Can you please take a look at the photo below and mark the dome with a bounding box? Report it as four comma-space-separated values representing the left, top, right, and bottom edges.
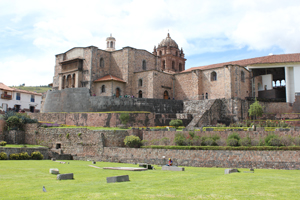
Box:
158, 33, 178, 48
106, 34, 116, 41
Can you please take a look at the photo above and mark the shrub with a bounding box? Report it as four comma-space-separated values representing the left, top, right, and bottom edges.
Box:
281, 136, 293, 146
169, 119, 183, 129
174, 133, 186, 146
216, 138, 226, 146
9, 153, 20, 160
160, 137, 170, 146
204, 138, 214, 146
269, 138, 282, 147
150, 139, 160, 145
0, 141, 7, 146
124, 135, 142, 148
18, 152, 30, 160
248, 98, 263, 120
31, 151, 44, 160
227, 132, 241, 141
0, 152, 7, 160
240, 137, 251, 146
294, 137, 300, 146
78, 133, 82, 137
6, 116, 22, 129
188, 131, 195, 139
265, 134, 278, 146
192, 136, 202, 146
227, 138, 239, 146
66, 133, 70, 139
250, 139, 260, 146
119, 113, 130, 125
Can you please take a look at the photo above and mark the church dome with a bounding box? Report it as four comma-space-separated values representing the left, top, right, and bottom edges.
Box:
158, 33, 178, 48
106, 34, 115, 41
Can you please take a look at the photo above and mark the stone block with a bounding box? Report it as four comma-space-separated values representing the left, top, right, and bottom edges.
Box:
57, 173, 74, 180
206, 128, 214, 131
162, 166, 185, 171
224, 169, 238, 174
51, 158, 56, 161
107, 175, 129, 183
169, 128, 176, 131
49, 168, 59, 174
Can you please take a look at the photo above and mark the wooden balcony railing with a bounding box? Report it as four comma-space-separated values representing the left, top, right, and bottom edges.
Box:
1, 94, 12, 100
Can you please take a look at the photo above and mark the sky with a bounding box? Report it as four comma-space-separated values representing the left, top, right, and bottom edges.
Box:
1, 0, 300, 86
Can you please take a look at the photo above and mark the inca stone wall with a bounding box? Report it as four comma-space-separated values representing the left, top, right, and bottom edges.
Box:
43, 87, 183, 113
0, 147, 49, 160
0, 119, 5, 140
101, 147, 300, 170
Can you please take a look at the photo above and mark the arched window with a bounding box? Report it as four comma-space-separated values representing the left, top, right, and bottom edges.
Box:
101, 85, 105, 93
276, 80, 280, 87
205, 93, 208, 99
72, 74, 76, 88
138, 79, 143, 86
116, 88, 120, 97
241, 71, 245, 82
162, 60, 166, 70
100, 58, 104, 68
211, 71, 217, 81
172, 61, 175, 70
281, 80, 286, 86
138, 90, 142, 98
110, 41, 113, 48
179, 63, 182, 71
67, 75, 72, 88
164, 91, 169, 99
159, 51, 162, 56
142, 60, 146, 70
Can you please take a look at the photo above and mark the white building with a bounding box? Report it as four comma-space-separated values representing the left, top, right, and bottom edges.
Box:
0, 83, 42, 112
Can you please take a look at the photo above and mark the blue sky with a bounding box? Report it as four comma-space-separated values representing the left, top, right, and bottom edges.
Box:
1, 0, 300, 86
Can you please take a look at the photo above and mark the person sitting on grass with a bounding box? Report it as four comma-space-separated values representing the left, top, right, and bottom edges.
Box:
167, 158, 173, 166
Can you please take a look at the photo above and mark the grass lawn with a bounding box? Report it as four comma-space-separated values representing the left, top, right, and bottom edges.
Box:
0, 161, 299, 199
3, 144, 47, 148
11, 86, 51, 94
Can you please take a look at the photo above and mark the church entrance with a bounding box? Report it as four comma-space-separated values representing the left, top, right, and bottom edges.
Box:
164, 91, 169, 99
116, 88, 120, 97
138, 90, 142, 98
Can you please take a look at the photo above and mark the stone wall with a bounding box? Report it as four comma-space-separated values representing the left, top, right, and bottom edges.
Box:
43, 87, 183, 113
4, 130, 25, 144
28, 113, 191, 127
101, 147, 300, 170
0, 147, 49, 160
0, 119, 5, 140
143, 130, 300, 146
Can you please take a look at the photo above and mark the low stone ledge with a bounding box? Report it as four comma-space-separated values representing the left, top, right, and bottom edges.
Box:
162, 166, 185, 171
57, 173, 73, 180
224, 169, 238, 174
107, 175, 129, 183
49, 168, 59, 174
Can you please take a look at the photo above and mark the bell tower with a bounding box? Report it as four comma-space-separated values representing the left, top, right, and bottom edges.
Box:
106, 34, 116, 51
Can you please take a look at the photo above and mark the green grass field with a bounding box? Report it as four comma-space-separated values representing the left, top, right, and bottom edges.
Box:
11, 86, 51, 94
0, 160, 299, 199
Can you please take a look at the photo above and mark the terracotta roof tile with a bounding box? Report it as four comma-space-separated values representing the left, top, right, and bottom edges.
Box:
94, 75, 126, 83
12, 88, 42, 96
183, 53, 300, 72
0, 82, 14, 91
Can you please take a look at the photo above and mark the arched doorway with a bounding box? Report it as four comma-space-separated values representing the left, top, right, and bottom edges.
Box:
116, 88, 120, 97
164, 91, 169, 99
138, 90, 142, 98
67, 75, 71, 88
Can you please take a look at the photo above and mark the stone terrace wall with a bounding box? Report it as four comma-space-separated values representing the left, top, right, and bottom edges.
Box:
0, 147, 49, 160
102, 147, 300, 170
28, 113, 190, 127
43, 87, 183, 113
0, 119, 5, 141
143, 130, 300, 145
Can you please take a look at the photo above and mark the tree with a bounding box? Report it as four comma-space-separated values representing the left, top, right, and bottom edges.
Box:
169, 119, 183, 129
248, 98, 263, 120
119, 113, 130, 125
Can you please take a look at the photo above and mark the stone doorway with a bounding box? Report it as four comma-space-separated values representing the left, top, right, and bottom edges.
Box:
164, 91, 169, 99
116, 88, 120, 97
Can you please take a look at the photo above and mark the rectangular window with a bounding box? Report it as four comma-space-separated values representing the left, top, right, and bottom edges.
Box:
30, 95, 35, 102
16, 93, 21, 100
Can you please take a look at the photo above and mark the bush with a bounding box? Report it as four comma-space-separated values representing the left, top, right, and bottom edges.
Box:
265, 134, 278, 146
269, 138, 282, 147
169, 119, 183, 129
294, 137, 300, 146
216, 138, 226, 146
160, 137, 170, 146
281, 136, 293, 146
78, 133, 82, 137
31, 151, 44, 160
188, 131, 195, 138
192, 136, 202, 146
0, 141, 7, 146
18, 152, 30, 160
124, 135, 142, 148
204, 138, 214, 146
240, 137, 251, 146
227, 132, 241, 141
150, 139, 160, 145
250, 139, 260, 146
119, 113, 130, 125
6, 116, 22, 130
227, 138, 239, 146
174, 133, 186, 146
0, 152, 7, 160
66, 133, 70, 139
9, 153, 20, 160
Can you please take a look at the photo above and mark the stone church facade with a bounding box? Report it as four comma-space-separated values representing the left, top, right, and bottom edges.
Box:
52, 33, 300, 103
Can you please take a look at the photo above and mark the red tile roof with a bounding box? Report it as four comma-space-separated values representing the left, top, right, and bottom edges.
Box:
12, 88, 42, 96
0, 82, 14, 91
94, 75, 126, 83
183, 53, 300, 72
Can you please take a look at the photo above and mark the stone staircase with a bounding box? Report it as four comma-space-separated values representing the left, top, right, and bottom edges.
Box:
184, 99, 217, 130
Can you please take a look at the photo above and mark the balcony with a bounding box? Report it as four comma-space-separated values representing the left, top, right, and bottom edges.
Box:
1, 94, 12, 100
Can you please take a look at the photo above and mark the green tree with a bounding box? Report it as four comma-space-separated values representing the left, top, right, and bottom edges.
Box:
248, 98, 263, 120
119, 113, 130, 125
169, 119, 183, 129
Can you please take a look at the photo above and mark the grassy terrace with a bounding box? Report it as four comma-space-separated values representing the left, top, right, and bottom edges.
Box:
1, 144, 46, 148
11, 86, 51, 94
0, 160, 299, 199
